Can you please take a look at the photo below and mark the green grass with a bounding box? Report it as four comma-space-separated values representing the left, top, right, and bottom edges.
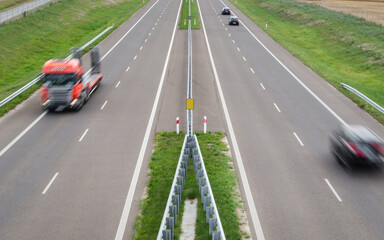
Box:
134, 132, 244, 239
229, 0, 384, 124
0, 0, 34, 11
0, 0, 147, 115
179, 0, 200, 29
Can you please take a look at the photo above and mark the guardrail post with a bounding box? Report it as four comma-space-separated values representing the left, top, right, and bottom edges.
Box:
181, 161, 188, 171
198, 177, 206, 192
166, 217, 175, 238
179, 168, 186, 180
174, 184, 182, 195
192, 148, 198, 156
184, 147, 191, 156
177, 176, 184, 191
193, 154, 200, 163
209, 217, 217, 235
206, 206, 214, 223
172, 195, 180, 215
169, 205, 178, 224
162, 229, 171, 240
203, 195, 211, 211
213, 230, 222, 240
201, 185, 208, 198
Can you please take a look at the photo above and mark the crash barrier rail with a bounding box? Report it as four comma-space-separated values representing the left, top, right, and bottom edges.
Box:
156, 134, 191, 239
0, 25, 114, 109
192, 135, 225, 240
157, 135, 225, 239
341, 83, 384, 115
0, 0, 58, 25
187, 0, 193, 136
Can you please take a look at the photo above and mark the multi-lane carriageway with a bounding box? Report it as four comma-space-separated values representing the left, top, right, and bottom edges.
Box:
1, 0, 384, 238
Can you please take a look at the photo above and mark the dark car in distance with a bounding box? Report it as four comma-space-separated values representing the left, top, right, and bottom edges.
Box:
229, 16, 239, 25
222, 7, 230, 15
330, 125, 384, 168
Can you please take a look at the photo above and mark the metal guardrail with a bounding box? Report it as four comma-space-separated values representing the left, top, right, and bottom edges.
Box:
0, 25, 114, 109
157, 135, 225, 240
0, 0, 58, 25
341, 83, 384, 114
192, 135, 225, 239
156, 134, 192, 239
187, 0, 193, 137
158, 0, 224, 238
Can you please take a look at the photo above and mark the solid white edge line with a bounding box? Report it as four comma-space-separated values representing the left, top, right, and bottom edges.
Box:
293, 132, 304, 146
101, 100, 108, 110
274, 103, 281, 113
101, 0, 161, 61
78, 128, 89, 142
260, 83, 265, 90
116, 81, 121, 88
42, 172, 59, 195
197, 0, 265, 239
219, 0, 347, 126
0, 110, 48, 158
325, 179, 343, 202
114, 0, 183, 238
126, 66, 131, 72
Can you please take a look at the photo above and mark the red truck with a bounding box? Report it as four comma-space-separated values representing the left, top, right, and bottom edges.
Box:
41, 47, 102, 111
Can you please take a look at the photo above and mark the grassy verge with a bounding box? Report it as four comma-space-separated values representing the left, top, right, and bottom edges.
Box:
0, 0, 147, 116
0, 0, 34, 11
134, 132, 244, 239
229, 0, 384, 124
179, 0, 200, 29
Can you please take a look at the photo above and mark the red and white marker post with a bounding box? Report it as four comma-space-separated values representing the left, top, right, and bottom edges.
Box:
176, 117, 180, 134
204, 116, 207, 133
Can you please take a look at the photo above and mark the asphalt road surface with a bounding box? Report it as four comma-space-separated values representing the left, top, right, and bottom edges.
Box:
1, 0, 384, 239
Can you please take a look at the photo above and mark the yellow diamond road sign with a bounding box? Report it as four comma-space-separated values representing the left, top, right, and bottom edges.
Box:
186, 99, 194, 110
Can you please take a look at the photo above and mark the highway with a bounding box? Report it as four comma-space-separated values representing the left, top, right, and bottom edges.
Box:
0, 0, 384, 239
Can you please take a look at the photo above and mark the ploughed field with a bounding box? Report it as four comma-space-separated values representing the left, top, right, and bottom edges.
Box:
304, 0, 384, 25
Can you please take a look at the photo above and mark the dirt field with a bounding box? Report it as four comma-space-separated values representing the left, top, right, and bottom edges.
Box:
303, 0, 384, 25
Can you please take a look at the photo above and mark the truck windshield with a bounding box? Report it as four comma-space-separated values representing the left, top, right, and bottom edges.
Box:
44, 74, 76, 86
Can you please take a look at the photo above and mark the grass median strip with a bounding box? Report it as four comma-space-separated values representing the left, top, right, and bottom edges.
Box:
229, 0, 384, 124
134, 132, 245, 239
179, 0, 200, 29
0, 0, 147, 116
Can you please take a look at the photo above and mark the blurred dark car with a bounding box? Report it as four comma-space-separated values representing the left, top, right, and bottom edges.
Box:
229, 16, 239, 25
222, 7, 231, 15
330, 125, 384, 168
